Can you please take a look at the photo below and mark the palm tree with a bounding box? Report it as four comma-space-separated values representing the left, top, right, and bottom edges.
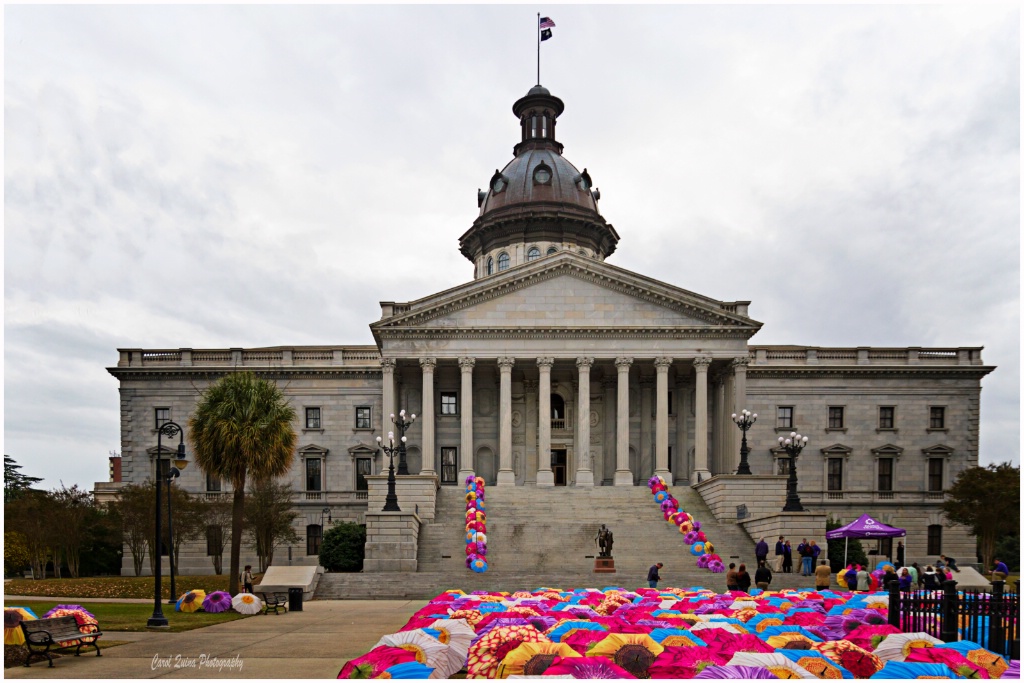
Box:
188, 372, 296, 594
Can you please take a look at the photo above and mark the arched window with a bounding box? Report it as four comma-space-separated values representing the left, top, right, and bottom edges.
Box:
527, 247, 541, 262
578, 249, 588, 257
307, 524, 322, 556
546, 247, 558, 255
486, 257, 494, 275
551, 394, 565, 420
498, 252, 510, 271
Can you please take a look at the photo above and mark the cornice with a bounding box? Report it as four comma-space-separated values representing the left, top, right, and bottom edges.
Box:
747, 366, 996, 379
375, 326, 759, 341
107, 366, 382, 381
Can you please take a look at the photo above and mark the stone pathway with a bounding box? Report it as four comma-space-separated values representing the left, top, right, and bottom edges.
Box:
4, 600, 421, 679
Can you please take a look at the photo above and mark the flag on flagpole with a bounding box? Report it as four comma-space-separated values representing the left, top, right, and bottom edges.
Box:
540, 28, 553, 41
539, 16, 556, 29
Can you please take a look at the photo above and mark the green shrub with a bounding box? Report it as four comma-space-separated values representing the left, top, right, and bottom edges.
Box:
319, 522, 366, 572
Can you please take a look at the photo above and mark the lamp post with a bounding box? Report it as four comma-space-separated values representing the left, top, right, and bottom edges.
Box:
732, 409, 757, 475
391, 410, 416, 475
376, 431, 404, 512
779, 432, 809, 512
148, 421, 188, 628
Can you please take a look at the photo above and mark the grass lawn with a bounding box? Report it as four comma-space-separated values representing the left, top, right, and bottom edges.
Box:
4, 600, 251, 633
5, 575, 233, 600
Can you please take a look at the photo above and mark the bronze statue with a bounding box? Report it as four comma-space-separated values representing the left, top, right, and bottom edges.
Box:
596, 524, 614, 558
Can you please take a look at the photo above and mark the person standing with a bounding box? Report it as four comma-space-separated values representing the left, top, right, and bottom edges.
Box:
798, 539, 811, 577
815, 559, 831, 591
736, 563, 752, 593
896, 541, 905, 569
755, 560, 773, 590
883, 565, 899, 589
844, 565, 858, 592
774, 536, 785, 572
810, 540, 821, 568
755, 538, 769, 566
782, 540, 793, 573
647, 562, 663, 589
907, 563, 919, 587
240, 565, 255, 594
922, 565, 940, 590
726, 563, 739, 592
899, 568, 913, 591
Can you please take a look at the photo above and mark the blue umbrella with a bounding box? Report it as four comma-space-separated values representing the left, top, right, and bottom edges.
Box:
382, 661, 435, 678
648, 628, 707, 647
776, 649, 854, 679
870, 661, 965, 679
547, 620, 607, 642
759, 625, 823, 642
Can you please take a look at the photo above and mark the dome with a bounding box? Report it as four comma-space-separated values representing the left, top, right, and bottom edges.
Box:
460, 86, 619, 276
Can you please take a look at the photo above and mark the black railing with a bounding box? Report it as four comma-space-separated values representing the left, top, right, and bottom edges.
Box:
887, 580, 1020, 659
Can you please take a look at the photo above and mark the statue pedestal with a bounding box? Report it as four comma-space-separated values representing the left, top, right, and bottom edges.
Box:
594, 557, 616, 573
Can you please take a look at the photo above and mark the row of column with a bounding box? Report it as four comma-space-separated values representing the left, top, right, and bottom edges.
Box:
380, 355, 750, 485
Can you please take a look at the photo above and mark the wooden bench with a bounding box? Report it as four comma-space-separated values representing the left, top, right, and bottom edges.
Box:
21, 615, 103, 668
258, 591, 289, 615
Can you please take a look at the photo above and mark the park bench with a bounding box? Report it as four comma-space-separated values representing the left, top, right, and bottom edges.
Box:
259, 591, 289, 615
21, 615, 103, 668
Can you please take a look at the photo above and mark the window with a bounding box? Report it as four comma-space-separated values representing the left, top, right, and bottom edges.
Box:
879, 537, 893, 559
355, 458, 372, 492
497, 252, 510, 271
533, 164, 552, 184
927, 525, 942, 555
878, 458, 893, 492
307, 524, 322, 556
206, 526, 222, 556
440, 392, 457, 415
441, 448, 457, 484
155, 407, 170, 429
305, 407, 321, 429
546, 247, 558, 255
551, 394, 565, 420
879, 406, 896, 429
828, 406, 845, 429
306, 458, 322, 492
206, 471, 221, 492
930, 406, 946, 429
355, 406, 371, 429
527, 247, 541, 262
827, 458, 843, 491
486, 257, 494, 275
776, 457, 790, 475
927, 458, 943, 492
777, 406, 794, 429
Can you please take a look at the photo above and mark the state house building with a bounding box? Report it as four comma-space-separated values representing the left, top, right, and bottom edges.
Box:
104, 85, 993, 575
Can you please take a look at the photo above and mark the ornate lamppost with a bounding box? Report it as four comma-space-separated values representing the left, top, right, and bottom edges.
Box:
376, 431, 404, 512
165, 457, 189, 604
779, 432, 809, 512
732, 409, 757, 475
391, 410, 416, 475
147, 421, 188, 628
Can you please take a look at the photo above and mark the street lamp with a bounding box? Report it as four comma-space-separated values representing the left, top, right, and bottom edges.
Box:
164, 453, 188, 605
147, 421, 188, 629
732, 409, 757, 475
391, 410, 416, 475
779, 432, 809, 512
376, 431, 404, 512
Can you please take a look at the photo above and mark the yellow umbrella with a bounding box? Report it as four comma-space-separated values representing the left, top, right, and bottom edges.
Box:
4, 608, 38, 646
176, 589, 207, 612
768, 633, 820, 649
588, 633, 665, 678
496, 641, 579, 678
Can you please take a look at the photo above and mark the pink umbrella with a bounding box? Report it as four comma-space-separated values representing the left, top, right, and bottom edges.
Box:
648, 646, 729, 678
906, 646, 990, 678
845, 623, 903, 651
338, 645, 417, 678
543, 655, 636, 678
562, 629, 609, 655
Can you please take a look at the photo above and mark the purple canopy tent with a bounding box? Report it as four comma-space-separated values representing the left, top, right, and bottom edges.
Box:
825, 514, 907, 569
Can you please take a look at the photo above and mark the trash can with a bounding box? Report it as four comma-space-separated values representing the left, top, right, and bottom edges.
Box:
288, 587, 303, 612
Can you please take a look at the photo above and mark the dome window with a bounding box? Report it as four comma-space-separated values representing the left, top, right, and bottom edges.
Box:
497, 252, 510, 271
486, 257, 494, 275
489, 170, 509, 194
578, 249, 588, 257
546, 247, 558, 256
574, 169, 592, 191
527, 247, 541, 262
533, 162, 552, 185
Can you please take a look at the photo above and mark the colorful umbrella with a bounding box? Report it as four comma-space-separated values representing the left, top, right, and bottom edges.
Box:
693, 664, 778, 679
382, 661, 435, 678
202, 590, 232, 613
42, 604, 95, 620
495, 641, 578, 678
37, 606, 100, 647
844, 623, 903, 652
546, 620, 606, 643
176, 589, 207, 612
936, 642, 1009, 678
232, 592, 263, 615
587, 633, 664, 678
561, 629, 609, 655
776, 649, 854, 679
427, 617, 474, 665
338, 645, 418, 678
813, 640, 884, 679
466, 624, 549, 679
374, 630, 450, 676
647, 628, 707, 648
999, 660, 1018, 679
870, 661, 966, 679
872, 631, 943, 662
648, 645, 728, 678
542, 655, 636, 679
726, 652, 818, 679
4, 607, 37, 646
906, 646, 990, 679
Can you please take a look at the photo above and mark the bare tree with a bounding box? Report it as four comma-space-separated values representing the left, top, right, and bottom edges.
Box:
204, 499, 232, 574
114, 482, 156, 577
51, 484, 92, 578
5, 490, 54, 578
244, 479, 299, 572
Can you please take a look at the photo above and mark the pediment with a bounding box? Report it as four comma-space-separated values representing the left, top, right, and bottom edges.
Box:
373, 253, 761, 337
820, 443, 853, 456
348, 444, 379, 458
871, 444, 904, 458
922, 444, 954, 457
299, 443, 329, 456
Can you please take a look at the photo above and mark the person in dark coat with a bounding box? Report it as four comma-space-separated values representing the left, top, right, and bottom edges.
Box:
883, 566, 899, 589
736, 563, 752, 593
755, 560, 773, 590
782, 541, 793, 573
922, 566, 941, 590
647, 562, 663, 588
896, 541, 905, 569
755, 538, 769, 566
726, 563, 739, 591
844, 565, 858, 592
774, 536, 785, 572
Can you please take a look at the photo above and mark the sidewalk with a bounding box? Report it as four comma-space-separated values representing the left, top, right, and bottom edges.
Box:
4, 600, 422, 679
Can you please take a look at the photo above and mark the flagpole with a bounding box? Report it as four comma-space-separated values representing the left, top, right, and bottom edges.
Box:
537, 12, 541, 85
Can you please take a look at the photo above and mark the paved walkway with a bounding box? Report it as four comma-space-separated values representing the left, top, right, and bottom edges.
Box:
5, 600, 421, 679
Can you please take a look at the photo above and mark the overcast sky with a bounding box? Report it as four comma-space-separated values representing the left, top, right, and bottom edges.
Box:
5, 5, 1019, 490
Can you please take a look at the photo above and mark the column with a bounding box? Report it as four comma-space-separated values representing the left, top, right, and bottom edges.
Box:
458, 357, 475, 481
614, 357, 633, 485
524, 380, 538, 485
640, 376, 653, 481
693, 356, 712, 482
496, 357, 516, 485
654, 357, 673, 483
380, 359, 396, 474
419, 358, 436, 476
714, 374, 726, 475
675, 376, 689, 484
536, 358, 554, 487
730, 355, 749, 474
602, 376, 617, 485
575, 357, 595, 486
